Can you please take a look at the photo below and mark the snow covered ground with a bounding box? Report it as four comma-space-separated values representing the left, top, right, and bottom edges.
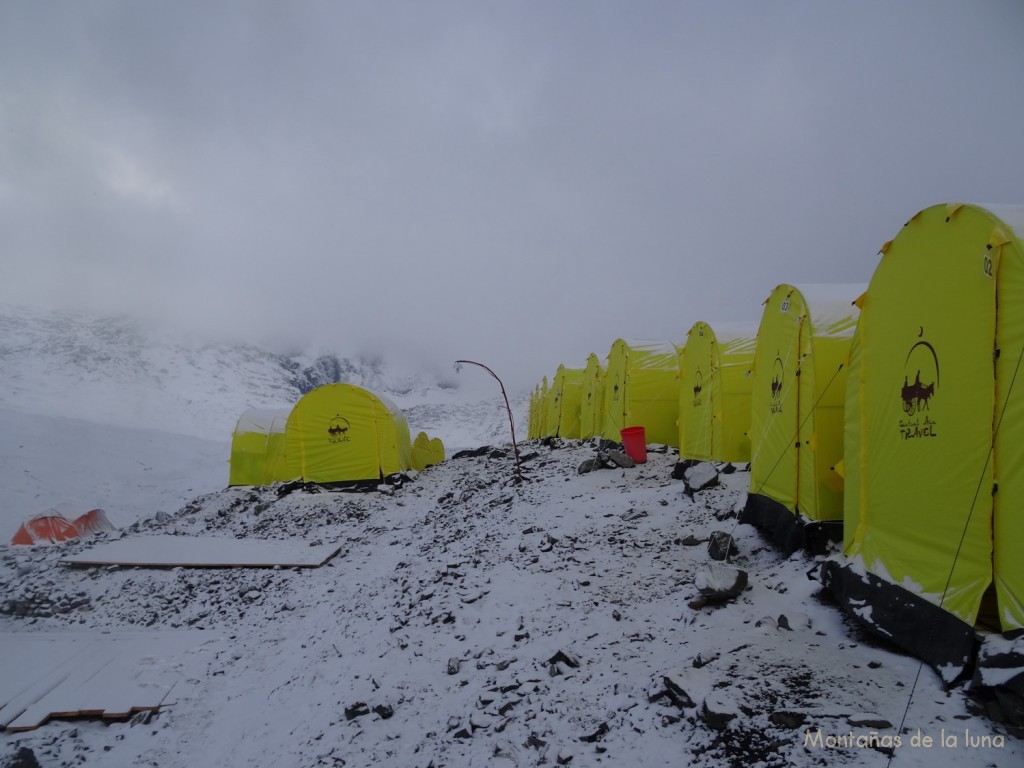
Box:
2, 440, 1018, 767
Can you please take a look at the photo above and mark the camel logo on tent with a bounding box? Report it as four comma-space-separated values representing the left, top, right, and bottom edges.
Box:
692, 370, 704, 407
899, 334, 939, 440
327, 414, 351, 444
770, 356, 784, 414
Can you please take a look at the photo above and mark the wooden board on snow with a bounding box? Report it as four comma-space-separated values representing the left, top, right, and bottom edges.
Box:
60, 534, 341, 568
0, 631, 212, 731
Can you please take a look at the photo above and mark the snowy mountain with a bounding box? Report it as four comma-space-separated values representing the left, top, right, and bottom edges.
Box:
0, 306, 524, 447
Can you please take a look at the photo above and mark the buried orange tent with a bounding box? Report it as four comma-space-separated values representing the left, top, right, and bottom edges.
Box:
11, 509, 115, 545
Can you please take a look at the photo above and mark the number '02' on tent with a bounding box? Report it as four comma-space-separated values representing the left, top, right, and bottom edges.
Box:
820, 202, 1024, 683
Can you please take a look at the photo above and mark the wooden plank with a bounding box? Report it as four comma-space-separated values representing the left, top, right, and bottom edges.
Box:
61, 534, 341, 568
1, 631, 212, 731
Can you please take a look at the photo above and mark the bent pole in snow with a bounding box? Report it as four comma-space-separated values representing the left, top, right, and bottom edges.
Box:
454, 360, 523, 483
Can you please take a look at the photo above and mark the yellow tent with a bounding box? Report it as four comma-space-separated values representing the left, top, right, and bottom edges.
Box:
228, 408, 290, 486
579, 353, 606, 440
411, 431, 432, 471
539, 376, 550, 437
742, 285, 863, 553
821, 203, 1024, 680
284, 383, 412, 483
429, 437, 445, 466
602, 339, 680, 447
679, 322, 757, 462
527, 387, 538, 439
546, 364, 584, 439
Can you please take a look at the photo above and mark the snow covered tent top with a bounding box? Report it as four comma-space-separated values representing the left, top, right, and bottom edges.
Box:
679, 322, 758, 462
741, 284, 864, 554
546, 364, 584, 439
229, 408, 290, 486
821, 203, 1024, 682
283, 383, 413, 484
579, 353, 606, 440
602, 339, 680, 447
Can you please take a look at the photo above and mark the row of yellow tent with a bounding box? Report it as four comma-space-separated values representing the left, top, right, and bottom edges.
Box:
228, 382, 444, 486
528, 202, 1024, 680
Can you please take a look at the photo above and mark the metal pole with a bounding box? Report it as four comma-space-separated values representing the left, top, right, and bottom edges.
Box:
455, 360, 523, 483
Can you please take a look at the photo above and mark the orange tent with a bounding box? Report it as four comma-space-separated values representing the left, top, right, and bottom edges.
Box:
11, 509, 115, 546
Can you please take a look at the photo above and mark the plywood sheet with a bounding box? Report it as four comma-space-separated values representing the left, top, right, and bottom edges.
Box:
61, 534, 341, 568
0, 631, 211, 731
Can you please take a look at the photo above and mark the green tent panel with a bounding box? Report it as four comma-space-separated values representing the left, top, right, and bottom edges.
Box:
546, 364, 584, 439
228, 408, 291, 486
742, 284, 863, 553
579, 353, 606, 440
821, 202, 1024, 680
284, 383, 412, 483
679, 323, 757, 462
602, 339, 680, 447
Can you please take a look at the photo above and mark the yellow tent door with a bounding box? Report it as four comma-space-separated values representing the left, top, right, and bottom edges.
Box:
285, 383, 412, 483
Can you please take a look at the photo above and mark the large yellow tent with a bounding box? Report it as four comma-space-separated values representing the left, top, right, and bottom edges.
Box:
742, 285, 863, 553
229, 408, 290, 486
602, 339, 680, 447
546, 364, 584, 439
283, 383, 413, 484
579, 353, 606, 440
821, 202, 1024, 680
679, 323, 757, 462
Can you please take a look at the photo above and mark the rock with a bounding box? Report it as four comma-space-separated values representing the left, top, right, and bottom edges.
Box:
373, 704, 394, 719
702, 695, 738, 730
577, 458, 601, 475
770, 711, 807, 728
683, 463, 720, 495
847, 713, 893, 729
672, 460, 699, 479
578, 722, 610, 743
621, 509, 648, 522
376, 484, 395, 496
548, 649, 581, 668
344, 702, 370, 721
605, 449, 635, 469
687, 596, 708, 610
694, 564, 748, 603
679, 534, 704, 546
2, 747, 41, 768
452, 446, 493, 459
707, 531, 737, 561
447, 657, 461, 675
662, 675, 697, 709
692, 652, 719, 669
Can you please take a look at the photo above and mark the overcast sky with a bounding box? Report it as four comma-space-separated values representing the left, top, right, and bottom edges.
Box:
2, 1, 1023, 392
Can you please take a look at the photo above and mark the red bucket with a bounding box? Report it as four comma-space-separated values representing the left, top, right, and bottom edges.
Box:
620, 426, 647, 464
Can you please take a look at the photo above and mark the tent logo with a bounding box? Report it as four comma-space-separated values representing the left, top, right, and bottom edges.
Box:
692, 370, 704, 407
769, 356, 784, 414
898, 333, 939, 440
327, 414, 351, 444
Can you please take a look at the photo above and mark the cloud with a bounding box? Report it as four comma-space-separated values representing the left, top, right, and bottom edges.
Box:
2, 1, 1023, 392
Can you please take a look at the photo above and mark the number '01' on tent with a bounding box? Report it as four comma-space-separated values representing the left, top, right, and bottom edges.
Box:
741, 284, 863, 554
